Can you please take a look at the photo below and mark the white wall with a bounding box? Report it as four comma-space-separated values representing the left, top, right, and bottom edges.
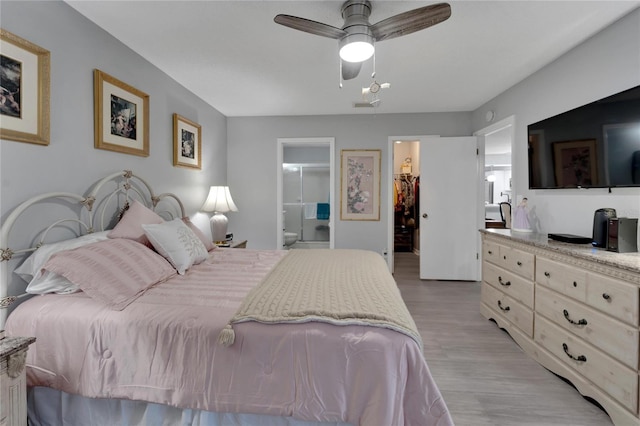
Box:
227, 113, 471, 251
471, 8, 640, 236
0, 1, 227, 238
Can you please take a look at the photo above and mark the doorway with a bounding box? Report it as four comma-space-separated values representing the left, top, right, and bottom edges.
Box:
475, 116, 515, 229
387, 136, 482, 281
276, 137, 335, 250
392, 140, 420, 256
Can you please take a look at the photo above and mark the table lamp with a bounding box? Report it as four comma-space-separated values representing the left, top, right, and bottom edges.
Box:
201, 186, 238, 244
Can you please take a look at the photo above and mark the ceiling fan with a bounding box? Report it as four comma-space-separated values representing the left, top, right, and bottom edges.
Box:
274, 1, 451, 81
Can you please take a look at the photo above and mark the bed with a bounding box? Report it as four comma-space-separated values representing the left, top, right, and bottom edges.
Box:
0, 171, 453, 426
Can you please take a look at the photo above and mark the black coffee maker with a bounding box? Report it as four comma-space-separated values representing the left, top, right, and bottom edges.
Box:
592, 208, 616, 247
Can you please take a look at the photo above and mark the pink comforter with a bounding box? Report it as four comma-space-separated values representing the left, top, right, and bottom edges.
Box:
6, 248, 452, 426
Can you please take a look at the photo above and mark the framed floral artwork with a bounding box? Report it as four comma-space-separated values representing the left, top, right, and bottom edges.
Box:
0, 29, 50, 145
340, 149, 381, 221
552, 139, 597, 187
173, 113, 201, 169
94, 69, 149, 156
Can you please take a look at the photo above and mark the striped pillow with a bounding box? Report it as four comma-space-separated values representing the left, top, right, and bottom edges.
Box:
43, 238, 176, 310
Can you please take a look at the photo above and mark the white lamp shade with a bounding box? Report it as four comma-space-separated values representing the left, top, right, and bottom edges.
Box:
201, 186, 238, 213
201, 186, 238, 244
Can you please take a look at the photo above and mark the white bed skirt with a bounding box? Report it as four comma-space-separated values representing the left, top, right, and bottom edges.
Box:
28, 387, 352, 426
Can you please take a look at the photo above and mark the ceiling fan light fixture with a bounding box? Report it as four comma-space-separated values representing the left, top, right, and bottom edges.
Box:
339, 34, 374, 63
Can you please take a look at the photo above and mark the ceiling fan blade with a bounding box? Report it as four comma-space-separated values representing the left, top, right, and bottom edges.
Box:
371, 3, 451, 42
342, 60, 362, 80
274, 14, 347, 39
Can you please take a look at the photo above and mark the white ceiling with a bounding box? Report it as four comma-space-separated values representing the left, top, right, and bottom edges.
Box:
65, 1, 639, 118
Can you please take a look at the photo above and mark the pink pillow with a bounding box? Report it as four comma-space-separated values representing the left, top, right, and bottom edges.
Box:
108, 200, 163, 246
43, 238, 176, 310
182, 217, 215, 251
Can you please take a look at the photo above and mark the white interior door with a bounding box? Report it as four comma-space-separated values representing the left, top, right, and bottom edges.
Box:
419, 136, 480, 280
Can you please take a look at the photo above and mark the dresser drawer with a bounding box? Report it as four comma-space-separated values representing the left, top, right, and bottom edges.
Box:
483, 261, 533, 308
483, 241, 501, 266
536, 256, 587, 303
536, 286, 638, 369
586, 272, 639, 327
481, 282, 533, 337
498, 245, 534, 280
535, 315, 638, 413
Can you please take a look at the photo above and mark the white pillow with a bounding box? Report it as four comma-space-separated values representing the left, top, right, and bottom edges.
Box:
14, 231, 110, 294
142, 218, 208, 275
25, 271, 80, 295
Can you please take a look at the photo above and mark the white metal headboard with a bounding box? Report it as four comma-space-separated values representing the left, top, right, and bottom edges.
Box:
0, 170, 185, 328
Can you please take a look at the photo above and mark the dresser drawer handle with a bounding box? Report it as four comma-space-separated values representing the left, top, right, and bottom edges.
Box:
498, 300, 510, 312
602, 293, 611, 301
562, 343, 587, 362
563, 309, 587, 326
544, 271, 550, 278
503, 255, 507, 260
498, 276, 511, 286
573, 281, 577, 288
488, 250, 493, 255
517, 261, 522, 266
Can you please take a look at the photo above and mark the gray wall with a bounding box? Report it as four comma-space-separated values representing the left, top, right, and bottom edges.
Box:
228, 7, 640, 250
227, 113, 471, 251
3, 2, 638, 253
471, 8, 640, 237
0, 1, 227, 237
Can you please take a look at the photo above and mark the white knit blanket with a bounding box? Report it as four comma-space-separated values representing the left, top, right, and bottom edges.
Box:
218, 249, 422, 349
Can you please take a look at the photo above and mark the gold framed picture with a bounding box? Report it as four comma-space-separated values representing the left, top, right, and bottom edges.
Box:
340, 149, 381, 221
94, 69, 149, 157
0, 29, 50, 145
173, 113, 201, 169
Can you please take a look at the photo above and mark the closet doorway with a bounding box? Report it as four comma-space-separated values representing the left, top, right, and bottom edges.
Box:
276, 137, 335, 250
392, 141, 420, 256
387, 136, 481, 280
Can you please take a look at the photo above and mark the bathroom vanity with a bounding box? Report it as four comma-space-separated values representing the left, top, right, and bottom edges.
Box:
480, 229, 640, 426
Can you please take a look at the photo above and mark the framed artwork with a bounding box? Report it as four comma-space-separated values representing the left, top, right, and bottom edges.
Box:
173, 113, 201, 169
0, 29, 50, 145
553, 139, 597, 187
340, 149, 381, 221
94, 69, 149, 157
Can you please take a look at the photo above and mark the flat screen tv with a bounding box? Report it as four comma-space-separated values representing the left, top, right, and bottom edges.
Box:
527, 85, 640, 189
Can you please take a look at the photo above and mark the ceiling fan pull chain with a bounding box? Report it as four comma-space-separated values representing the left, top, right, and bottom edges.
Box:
339, 56, 343, 88
372, 50, 376, 79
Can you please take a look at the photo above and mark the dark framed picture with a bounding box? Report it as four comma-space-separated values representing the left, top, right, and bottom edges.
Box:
553, 139, 597, 187
340, 149, 381, 221
0, 29, 50, 145
94, 69, 149, 156
173, 113, 201, 169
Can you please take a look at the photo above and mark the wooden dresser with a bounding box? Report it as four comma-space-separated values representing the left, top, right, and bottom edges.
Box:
480, 229, 640, 426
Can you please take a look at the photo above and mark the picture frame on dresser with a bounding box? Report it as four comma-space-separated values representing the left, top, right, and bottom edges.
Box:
173, 113, 202, 170
0, 29, 50, 146
93, 69, 149, 157
340, 149, 381, 221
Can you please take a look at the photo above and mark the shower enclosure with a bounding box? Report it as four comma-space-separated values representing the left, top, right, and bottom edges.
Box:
283, 163, 330, 247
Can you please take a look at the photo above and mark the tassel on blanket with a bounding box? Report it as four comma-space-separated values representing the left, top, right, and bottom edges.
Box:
218, 324, 236, 347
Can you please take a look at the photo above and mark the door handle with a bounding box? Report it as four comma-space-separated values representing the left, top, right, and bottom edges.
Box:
422, 213, 428, 219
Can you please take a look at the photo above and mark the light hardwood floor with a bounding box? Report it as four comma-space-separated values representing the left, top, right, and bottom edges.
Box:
393, 252, 614, 426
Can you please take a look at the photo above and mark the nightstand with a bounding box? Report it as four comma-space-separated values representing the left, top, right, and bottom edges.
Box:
217, 240, 247, 249
1, 335, 35, 426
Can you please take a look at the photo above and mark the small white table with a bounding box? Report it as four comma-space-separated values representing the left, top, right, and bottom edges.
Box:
1, 336, 35, 426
